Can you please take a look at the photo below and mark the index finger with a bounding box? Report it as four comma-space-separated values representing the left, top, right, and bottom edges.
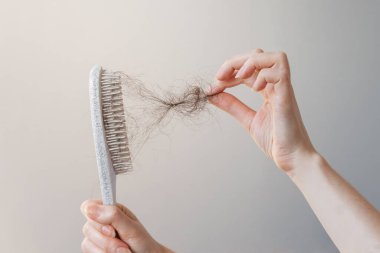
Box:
211, 51, 280, 95
216, 49, 264, 80
216, 53, 250, 81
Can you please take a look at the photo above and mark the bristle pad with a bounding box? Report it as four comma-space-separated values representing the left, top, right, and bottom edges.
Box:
100, 70, 132, 174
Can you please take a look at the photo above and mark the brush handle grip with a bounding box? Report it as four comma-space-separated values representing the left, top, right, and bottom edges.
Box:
90, 65, 117, 205
97, 155, 117, 205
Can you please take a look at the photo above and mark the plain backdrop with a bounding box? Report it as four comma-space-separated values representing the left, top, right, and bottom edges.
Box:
0, 0, 379, 252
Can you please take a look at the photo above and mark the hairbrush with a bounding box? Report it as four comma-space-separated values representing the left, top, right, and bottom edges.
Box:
89, 65, 132, 205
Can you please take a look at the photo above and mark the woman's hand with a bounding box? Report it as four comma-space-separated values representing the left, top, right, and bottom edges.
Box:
80, 200, 173, 253
208, 49, 380, 252
207, 49, 315, 172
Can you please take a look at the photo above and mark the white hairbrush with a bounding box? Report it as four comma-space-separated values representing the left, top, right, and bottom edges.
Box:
89, 65, 132, 205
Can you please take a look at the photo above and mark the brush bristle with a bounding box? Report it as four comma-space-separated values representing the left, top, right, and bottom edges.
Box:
100, 69, 132, 175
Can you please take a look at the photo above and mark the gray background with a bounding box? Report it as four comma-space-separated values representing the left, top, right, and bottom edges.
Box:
0, 0, 379, 252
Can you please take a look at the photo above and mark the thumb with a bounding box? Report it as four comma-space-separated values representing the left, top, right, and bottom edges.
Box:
81, 200, 142, 240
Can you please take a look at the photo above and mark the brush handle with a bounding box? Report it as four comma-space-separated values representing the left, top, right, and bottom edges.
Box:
89, 65, 117, 205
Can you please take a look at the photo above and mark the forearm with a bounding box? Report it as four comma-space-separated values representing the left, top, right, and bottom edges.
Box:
288, 152, 380, 253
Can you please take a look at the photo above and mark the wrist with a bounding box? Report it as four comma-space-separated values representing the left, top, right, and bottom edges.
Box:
286, 149, 324, 181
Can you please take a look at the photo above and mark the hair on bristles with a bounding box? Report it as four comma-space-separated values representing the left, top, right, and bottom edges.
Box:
100, 69, 132, 175
100, 69, 211, 168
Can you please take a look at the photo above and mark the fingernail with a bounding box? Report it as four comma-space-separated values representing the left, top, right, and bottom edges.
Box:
85, 204, 99, 219
235, 66, 246, 79
235, 70, 242, 79
101, 225, 115, 237
116, 247, 130, 253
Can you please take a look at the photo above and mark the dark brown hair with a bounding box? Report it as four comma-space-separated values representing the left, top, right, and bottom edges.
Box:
119, 74, 211, 158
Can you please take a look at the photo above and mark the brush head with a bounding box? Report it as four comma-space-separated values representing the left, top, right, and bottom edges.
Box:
90, 65, 132, 205
99, 69, 132, 175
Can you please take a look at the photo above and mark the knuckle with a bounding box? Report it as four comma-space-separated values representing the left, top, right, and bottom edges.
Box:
82, 223, 89, 236
252, 48, 263, 54
276, 51, 288, 63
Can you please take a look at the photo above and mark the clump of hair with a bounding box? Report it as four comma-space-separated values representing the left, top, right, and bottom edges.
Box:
117, 73, 211, 158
